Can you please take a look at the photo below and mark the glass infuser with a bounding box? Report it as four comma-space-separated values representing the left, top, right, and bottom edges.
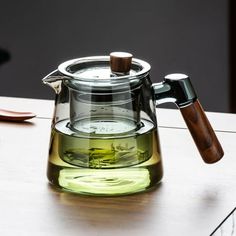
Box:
43, 52, 224, 196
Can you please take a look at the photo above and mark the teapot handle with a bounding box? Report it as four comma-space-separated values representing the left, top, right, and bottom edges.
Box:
153, 73, 224, 163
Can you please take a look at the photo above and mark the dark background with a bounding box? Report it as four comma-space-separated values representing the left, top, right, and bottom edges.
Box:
0, 0, 231, 112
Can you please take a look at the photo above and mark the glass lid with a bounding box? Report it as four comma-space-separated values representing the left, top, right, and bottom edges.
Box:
57, 53, 151, 82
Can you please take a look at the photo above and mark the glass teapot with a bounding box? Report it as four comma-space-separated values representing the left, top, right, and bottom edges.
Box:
43, 52, 224, 196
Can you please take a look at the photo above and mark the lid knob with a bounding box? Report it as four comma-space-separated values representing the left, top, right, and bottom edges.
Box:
110, 52, 133, 75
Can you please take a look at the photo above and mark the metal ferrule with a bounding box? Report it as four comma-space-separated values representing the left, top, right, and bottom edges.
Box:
153, 73, 197, 108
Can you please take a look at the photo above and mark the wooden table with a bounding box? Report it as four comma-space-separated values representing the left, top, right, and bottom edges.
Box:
0, 96, 235, 236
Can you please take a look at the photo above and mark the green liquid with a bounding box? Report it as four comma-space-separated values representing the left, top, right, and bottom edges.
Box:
47, 118, 163, 196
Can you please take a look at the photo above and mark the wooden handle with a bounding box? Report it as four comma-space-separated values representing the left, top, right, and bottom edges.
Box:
180, 100, 224, 163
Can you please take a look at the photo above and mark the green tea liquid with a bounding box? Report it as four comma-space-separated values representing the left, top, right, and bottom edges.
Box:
47, 118, 163, 196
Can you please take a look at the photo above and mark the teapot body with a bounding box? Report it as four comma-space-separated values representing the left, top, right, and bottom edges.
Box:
45, 56, 163, 196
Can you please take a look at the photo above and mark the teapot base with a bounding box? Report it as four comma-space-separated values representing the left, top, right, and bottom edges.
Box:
47, 160, 163, 196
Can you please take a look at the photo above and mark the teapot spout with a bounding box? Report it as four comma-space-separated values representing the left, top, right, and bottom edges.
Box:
42, 70, 68, 94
